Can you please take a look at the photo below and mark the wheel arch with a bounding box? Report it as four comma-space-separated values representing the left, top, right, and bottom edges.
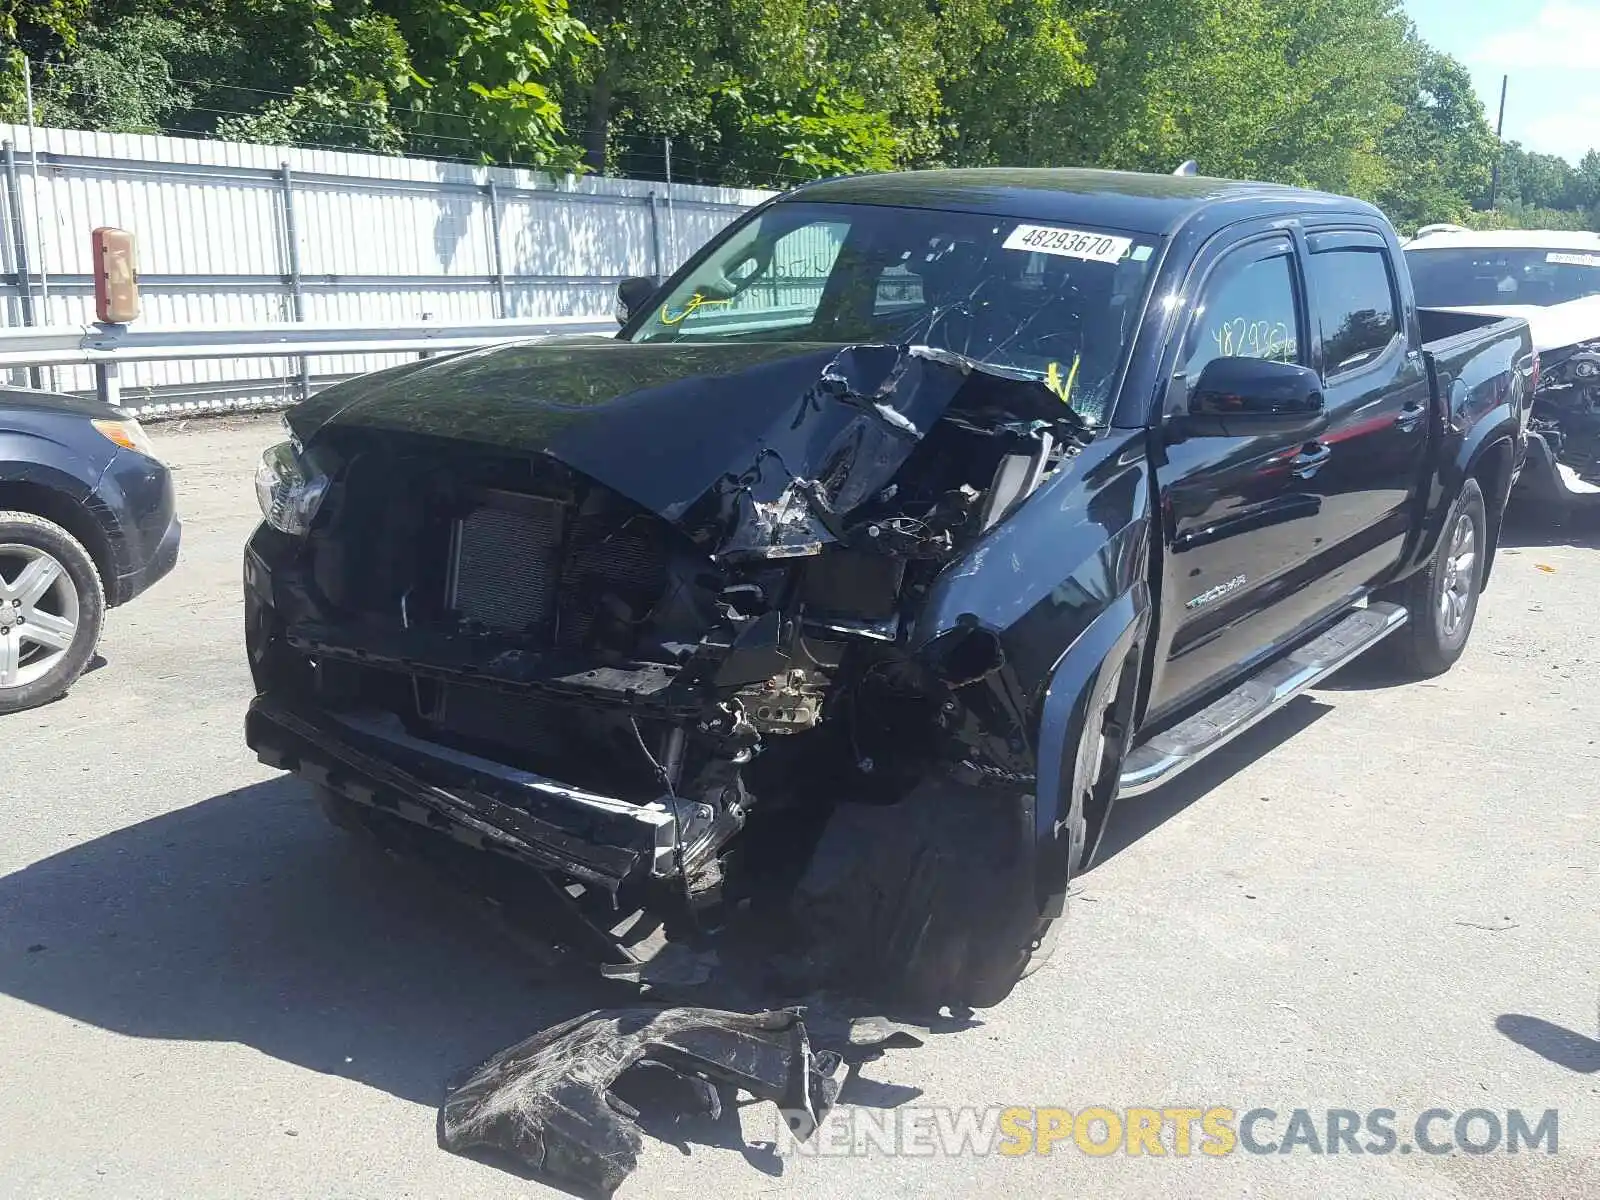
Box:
1405, 411, 1521, 587
0, 476, 117, 600
1031, 582, 1151, 909
1468, 436, 1515, 592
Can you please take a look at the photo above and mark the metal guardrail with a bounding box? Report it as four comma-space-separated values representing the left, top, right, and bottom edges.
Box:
0, 315, 614, 367
0, 315, 617, 416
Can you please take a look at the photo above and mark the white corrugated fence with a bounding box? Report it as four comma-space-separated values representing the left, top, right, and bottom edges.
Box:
0, 124, 773, 407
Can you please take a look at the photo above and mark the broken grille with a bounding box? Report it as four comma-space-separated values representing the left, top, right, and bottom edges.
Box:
447, 491, 566, 638
446, 489, 672, 650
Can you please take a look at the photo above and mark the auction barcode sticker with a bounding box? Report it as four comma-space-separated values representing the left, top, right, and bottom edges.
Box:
1004, 224, 1133, 263
1546, 251, 1600, 267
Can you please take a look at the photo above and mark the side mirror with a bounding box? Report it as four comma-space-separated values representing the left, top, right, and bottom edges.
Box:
1181, 356, 1327, 438
615, 276, 658, 327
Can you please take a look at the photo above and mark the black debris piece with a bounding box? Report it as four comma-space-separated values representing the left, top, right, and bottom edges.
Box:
439, 1006, 843, 1198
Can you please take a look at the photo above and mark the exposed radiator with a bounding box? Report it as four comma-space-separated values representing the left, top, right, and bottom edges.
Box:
447, 489, 670, 649
557, 514, 670, 649
448, 490, 565, 637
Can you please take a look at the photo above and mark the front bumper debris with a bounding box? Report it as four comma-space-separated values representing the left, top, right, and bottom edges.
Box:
438, 1006, 843, 1198
246, 697, 684, 893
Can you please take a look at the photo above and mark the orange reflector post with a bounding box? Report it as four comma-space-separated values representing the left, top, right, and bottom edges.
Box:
92, 227, 140, 324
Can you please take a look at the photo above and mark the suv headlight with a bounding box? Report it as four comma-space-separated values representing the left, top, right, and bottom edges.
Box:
255, 440, 330, 535
91, 417, 160, 460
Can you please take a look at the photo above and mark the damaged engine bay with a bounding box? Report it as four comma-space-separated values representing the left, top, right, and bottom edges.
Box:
1530, 338, 1600, 490
247, 342, 1097, 1007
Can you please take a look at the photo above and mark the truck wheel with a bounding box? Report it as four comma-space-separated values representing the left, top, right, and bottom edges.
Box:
790, 772, 1047, 1012
1389, 478, 1485, 679
0, 512, 105, 715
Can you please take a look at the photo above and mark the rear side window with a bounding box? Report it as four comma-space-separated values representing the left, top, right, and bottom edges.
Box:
1182, 251, 1301, 386
1308, 248, 1400, 375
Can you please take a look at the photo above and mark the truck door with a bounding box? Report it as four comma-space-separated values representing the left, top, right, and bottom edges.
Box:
1144, 230, 1345, 719
1297, 229, 1430, 585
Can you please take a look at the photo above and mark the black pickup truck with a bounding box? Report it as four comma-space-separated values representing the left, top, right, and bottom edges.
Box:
244, 169, 1533, 1009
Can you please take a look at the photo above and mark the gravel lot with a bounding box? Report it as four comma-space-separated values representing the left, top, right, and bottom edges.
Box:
1, 415, 1596, 1199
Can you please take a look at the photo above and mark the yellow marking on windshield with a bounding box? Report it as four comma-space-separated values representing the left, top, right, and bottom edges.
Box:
1046, 354, 1082, 405
659, 293, 732, 326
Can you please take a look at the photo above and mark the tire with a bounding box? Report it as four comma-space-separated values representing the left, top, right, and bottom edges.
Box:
0, 512, 105, 715
788, 658, 1135, 1011
790, 772, 1048, 1012
1388, 478, 1486, 679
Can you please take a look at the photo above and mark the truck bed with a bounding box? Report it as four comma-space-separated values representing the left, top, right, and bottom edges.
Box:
1417, 309, 1533, 431
1418, 307, 1528, 357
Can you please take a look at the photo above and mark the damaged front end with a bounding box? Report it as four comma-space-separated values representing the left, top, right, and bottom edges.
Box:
245, 340, 1095, 1005
1528, 339, 1600, 496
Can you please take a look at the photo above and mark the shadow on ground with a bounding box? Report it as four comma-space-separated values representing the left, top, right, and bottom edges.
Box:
1499, 500, 1600, 551
0, 778, 612, 1107
1495, 1013, 1600, 1074
0, 775, 948, 1149
1092, 695, 1333, 867
0, 702, 1358, 1152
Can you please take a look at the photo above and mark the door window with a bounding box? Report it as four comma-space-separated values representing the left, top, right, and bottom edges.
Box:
1182, 252, 1302, 386
1307, 248, 1400, 375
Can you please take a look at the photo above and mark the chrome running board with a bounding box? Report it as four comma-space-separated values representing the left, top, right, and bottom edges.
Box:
1117, 601, 1408, 798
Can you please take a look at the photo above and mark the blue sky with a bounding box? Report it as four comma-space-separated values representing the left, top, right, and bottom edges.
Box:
1404, 1, 1600, 164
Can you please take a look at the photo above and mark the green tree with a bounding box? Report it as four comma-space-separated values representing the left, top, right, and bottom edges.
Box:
29, 15, 253, 135
1463, 204, 1594, 233
1036, 0, 1411, 197
699, 84, 901, 185
1575, 150, 1600, 208
9, 0, 1591, 224
1, 0, 90, 120
13, 0, 590, 168
1376, 38, 1496, 230
384, 0, 591, 165
210, 0, 590, 165
560, 0, 959, 178
1494, 143, 1574, 210
936, 0, 1095, 166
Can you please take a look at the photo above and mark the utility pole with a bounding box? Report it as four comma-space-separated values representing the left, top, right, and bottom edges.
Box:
1488, 74, 1508, 210
663, 137, 676, 274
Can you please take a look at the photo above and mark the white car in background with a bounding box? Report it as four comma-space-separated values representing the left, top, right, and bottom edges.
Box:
1406, 229, 1600, 502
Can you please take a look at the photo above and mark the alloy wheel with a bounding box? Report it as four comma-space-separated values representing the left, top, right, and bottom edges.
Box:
0, 544, 81, 689
1438, 513, 1476, 638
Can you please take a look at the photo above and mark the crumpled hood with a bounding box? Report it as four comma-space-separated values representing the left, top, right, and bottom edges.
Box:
290, 336, 1073, 560
1435, 295, 1600, 353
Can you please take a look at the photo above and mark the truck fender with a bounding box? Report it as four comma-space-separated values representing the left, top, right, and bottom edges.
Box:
1030, 579, 1151, 912
1409, 415, 1520, 590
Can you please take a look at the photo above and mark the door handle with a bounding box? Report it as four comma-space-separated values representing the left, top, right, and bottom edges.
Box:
1395, 400, 1427, 432
1290, 441, 1331, 479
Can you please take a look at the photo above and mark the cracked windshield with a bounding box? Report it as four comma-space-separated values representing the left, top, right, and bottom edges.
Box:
629, 203, 1157, 424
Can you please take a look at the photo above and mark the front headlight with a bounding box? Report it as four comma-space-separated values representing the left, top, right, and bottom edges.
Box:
255, 440, 330, 535
92, 417, 160, 461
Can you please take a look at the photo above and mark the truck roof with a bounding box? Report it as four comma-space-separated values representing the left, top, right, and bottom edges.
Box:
787, 167, 1382, 237
1406, 228, 1600, 252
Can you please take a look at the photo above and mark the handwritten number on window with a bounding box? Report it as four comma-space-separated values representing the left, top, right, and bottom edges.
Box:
1212, 318, 1292, 361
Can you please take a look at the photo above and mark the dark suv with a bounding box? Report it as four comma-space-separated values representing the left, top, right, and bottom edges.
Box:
1, 387, 180, 713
